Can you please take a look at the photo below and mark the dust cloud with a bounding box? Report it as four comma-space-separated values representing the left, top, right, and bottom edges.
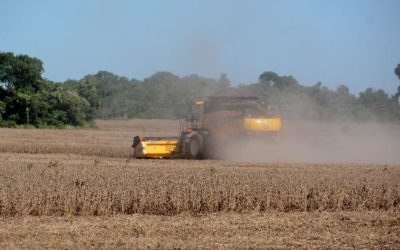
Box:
223, 121, 400, 165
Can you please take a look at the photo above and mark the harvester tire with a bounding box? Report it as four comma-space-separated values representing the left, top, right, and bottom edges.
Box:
188, 137, 202, 159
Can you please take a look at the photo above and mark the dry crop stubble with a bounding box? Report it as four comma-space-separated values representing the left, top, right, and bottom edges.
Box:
0, 153, 399, 216
0, 212, 399, 249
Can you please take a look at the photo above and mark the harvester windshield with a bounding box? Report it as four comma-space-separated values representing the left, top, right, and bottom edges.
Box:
204, 96, 274, 118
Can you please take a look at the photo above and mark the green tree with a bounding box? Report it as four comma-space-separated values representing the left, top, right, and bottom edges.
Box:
219, 73, 230, 88
0, 100, 4, 121
53, 90, 90, 126
259, 71, 279, 85
142, 72, 180, 118
259, 71, 298, 90
359, 88, 398, 121
75, 78, 99, 120
337, 84, 350, 96
0, 52, 97, 127
395, 64, 400, 80
394, 64, 400, 104
0, 52, 44, 92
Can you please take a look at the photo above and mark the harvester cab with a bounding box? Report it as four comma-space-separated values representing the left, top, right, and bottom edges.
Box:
132, 96, 282, 159
185, 100, 205, 131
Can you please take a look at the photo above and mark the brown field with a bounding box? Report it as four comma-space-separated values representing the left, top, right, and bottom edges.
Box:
0, 120, 399, 249
0, 120, 180, 158
1, 212, 399, 249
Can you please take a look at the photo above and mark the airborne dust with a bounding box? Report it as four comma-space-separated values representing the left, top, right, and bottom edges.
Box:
224, 121, 400, 164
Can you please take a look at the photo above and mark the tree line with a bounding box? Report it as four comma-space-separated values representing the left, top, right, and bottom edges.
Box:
1, 52, 399, 127
0, 52, 98, 127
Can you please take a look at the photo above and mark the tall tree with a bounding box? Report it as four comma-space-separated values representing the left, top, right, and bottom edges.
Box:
395, 64, 400, 80
259, 71, 279, 85
0, 52, 44, 92
394, 64, 400, 105
337, 84, 350, 96
219, 73, 230, 88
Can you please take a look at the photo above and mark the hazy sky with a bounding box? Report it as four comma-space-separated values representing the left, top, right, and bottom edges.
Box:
1, 0, 399, 93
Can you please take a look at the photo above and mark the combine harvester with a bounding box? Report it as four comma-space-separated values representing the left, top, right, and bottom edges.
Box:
132, 94, 282, 159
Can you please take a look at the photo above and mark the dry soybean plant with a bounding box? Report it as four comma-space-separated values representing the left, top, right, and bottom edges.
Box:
0, 159, 399, 216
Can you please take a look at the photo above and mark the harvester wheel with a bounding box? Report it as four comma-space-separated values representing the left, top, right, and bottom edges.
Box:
188, 137, 202, 159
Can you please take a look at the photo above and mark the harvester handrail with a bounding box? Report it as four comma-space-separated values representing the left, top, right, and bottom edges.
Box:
138, 136, 180, 141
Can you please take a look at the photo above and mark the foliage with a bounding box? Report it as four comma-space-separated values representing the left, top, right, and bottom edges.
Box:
359, 88, 400, 121
395, 64, 400, 80
0, 52, 95, 127
79, 71, 224, 119
52, 90, 90, 126
250, 71, 400, 122
0, 52, 44, 92
1, 51, 400, 124
65, 67, 400, 122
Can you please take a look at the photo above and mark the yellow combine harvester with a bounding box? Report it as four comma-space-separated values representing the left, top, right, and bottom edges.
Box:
132, 95, 282, 159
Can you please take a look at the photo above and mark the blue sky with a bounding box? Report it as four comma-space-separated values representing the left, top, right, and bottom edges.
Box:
1, 0, 399, 94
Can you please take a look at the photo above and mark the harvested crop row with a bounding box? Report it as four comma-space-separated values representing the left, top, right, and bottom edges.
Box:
0, 142, 130, 158
0, 120, 179, 158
